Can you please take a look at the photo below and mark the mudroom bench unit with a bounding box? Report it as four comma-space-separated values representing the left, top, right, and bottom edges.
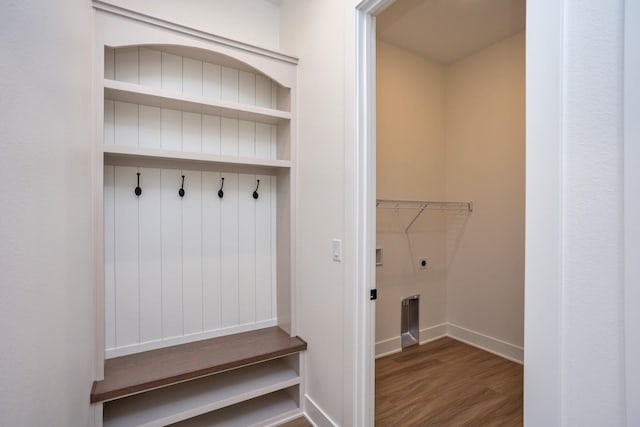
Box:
91, 2, 301, 426
91, 327, 306, 426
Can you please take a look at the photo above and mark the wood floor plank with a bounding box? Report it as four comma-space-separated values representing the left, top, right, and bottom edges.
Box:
376, 337, 523, 426
277, 416, 313, 427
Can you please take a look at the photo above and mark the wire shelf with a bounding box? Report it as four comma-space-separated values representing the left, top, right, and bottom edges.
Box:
376, 199, 473, 233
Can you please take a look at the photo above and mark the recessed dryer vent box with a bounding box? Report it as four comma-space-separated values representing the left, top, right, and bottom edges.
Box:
401, 295, 420, 349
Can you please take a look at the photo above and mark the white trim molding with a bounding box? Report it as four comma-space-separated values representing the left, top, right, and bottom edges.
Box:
353, 1, 394, 426
304, 394, 339, 427
447, 324, 524, 365
374, 323, 523, 364
91, 0, 298, 65
353, 1, 398, 425
624, 0, 640, 424
524, 0, 564, 425
375, 323, 447, 359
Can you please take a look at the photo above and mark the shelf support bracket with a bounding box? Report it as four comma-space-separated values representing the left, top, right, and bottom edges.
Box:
404, 203, 428, 234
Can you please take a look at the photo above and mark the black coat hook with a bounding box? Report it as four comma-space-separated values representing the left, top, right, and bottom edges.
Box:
179, 175, 185, 198
218, 177, 224, 199
252, 179, 260, 199
134, 172, 142, 197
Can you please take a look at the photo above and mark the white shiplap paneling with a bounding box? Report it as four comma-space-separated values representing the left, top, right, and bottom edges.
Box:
202, 171, 222, 331
182, 170, 204, 335
139, 47, 161, 88
161, 52, 183, 93
238, 174, 257, 325
104, 165, 116, 349
161, 168, 183, 339
239, 71, 256, 105
104, 165, 276, 356
138, 105, 161, 149
202, 114, 221, 155
255, 175, 273, 322
220, 173, 240, 328
182, 112, 202, 153
104, 46, 283, 357
114, 46, 138, 84
203, 62, 222, 100
221, 117, 239, 156
114, 166, 140, 347
161, 108, 182, 151
138, 167, 162, 343
255, 123, 272, 160
221, 66, 239, 102
183, 58, 203, 97
255, 75, 272, 108
238, 120, 256, 158
114, 101, 138, 147
108, 46, 281, 159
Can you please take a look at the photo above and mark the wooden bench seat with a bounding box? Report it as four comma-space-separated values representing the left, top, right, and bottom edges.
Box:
91, 327, 307, 404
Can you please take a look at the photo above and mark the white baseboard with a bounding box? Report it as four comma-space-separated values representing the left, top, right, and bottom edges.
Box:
447, 323, 523, 364
374, 336, 402, 359
304, 394, 338, 427
375, 323, 447, 359
375, 322, 523, 364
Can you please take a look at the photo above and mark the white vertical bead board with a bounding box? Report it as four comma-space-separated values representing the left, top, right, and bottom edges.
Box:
105, 46, 282, 160
104, 166, 277, 357
138, 167, 162, 343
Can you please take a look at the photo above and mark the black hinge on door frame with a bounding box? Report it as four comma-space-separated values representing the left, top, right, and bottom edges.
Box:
370, 289, 377, 300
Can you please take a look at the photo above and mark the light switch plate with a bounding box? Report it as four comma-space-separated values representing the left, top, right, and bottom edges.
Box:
332, 239, 343, 262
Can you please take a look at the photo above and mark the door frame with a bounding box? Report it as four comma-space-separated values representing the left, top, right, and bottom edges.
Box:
354, 1, 638, 426
624, 0, 640, 424
353, 1, 393, 425
353, 1, 538, 425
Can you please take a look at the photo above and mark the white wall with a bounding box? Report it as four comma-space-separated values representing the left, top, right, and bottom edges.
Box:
280, 1, 354, 425
284, 0, 628, 423
101, 0, 283, 51
624, 2, 640, 425
376, 41, 446, 202
0, 2, 629, 426
445, 32, 525, 348
374, 34, 524, 356
375, 41, 447, 350
525, 0, 626, 425
0, 1, 94, 425
560, 0, 625, 423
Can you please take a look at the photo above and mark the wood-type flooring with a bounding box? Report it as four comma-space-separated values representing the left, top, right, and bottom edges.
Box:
278, 417, 313, 427
376, 337, 523, 426
279, 337, 522, 427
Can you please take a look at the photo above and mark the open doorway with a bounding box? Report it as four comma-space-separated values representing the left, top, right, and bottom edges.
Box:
370, 0, 525, 424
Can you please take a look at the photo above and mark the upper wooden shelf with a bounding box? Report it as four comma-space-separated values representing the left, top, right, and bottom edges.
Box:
91, 327, 307, 404
104, 79, 291, 125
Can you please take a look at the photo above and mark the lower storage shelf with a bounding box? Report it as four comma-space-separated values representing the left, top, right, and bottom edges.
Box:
103, 357, 299, 427
170, 387, 300, 427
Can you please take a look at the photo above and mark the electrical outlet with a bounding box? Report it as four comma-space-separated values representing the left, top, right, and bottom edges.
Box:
418, 257, 429, 270
376, 248, 383, 266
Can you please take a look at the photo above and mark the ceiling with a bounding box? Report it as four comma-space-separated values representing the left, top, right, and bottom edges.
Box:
377, 0, 525, 64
